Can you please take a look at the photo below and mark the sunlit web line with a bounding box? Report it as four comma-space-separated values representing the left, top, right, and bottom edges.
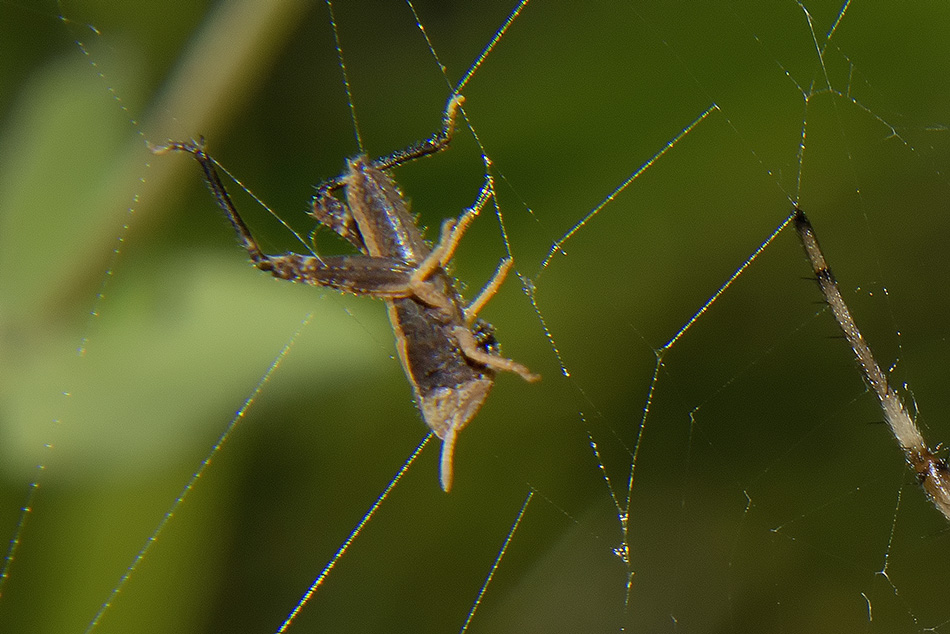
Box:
3, 7, 143, 582
624, 210, 797, 486
663, 210, 796, 352
536, 104, 718, 278
585, 432, 632, 594
324, 0, 363, 153
52, 7, 145, 356
402, 0, 531, 96
0, 471, 42, 600
589, 17, 945, 621
794, 1, 864, 208
822, 0, 852, 47
519, 105, 723, 419
585, 432, 626, 525
789, 2, 923, 205
404, 0, 531, 260
83, 315, 313, 634
742, 1, 914, 203
798, 0, 851, 92
521, 105, 718, 379
274, 435, 432, 633
454, 0, 531, 94
575, 210, 798, 612
765, 483, 918, 625
459, 491, 534, 634
201, 153, 321, 259
55, 7, 138, 132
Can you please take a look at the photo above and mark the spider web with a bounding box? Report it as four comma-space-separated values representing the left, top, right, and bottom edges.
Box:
2, 0, 950, 632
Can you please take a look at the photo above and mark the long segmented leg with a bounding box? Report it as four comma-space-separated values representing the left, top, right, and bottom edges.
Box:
312, 93, 465, 198
408, 177, 494, 310
152, 140, 456, 304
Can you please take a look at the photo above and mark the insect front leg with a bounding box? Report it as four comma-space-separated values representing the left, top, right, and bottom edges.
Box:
453, 326, 539, 382
371, 93, 464, 171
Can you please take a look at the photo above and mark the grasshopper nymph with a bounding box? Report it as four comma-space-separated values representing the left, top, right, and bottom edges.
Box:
153, 95, 538, 491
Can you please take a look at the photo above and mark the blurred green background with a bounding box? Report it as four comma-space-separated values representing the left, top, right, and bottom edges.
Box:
2, 1, 950, 632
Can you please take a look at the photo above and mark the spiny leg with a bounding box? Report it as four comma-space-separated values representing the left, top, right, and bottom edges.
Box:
307, 92, 466, 276
372, 93, 465, 172
313, 93, 465, 198
464, 258, 513, 326
410, 176, 493, 295
794, 207, 950, 522
151, 139, 268, 266
152, 140, 423, 297
155, 94, 466, 286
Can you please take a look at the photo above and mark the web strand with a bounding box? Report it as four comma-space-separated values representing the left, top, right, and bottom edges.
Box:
7, 1, 950, 631
275, 436, 432, 633
84, 316, 313, 633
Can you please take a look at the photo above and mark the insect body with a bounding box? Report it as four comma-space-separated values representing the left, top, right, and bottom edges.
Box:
153, 95, 538, 491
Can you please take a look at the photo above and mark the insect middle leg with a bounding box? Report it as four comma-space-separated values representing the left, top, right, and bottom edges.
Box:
408, 186, 539, 381
409, 176, 492, 291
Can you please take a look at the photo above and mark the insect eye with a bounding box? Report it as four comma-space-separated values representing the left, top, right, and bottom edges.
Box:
471, 319, 499, 354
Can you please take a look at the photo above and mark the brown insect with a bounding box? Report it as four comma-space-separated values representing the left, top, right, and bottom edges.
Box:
153, 95, 539, 491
